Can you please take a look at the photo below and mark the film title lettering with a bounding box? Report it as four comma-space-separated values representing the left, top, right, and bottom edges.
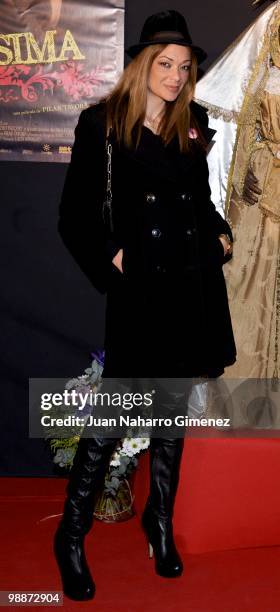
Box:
0, 30, 85, 65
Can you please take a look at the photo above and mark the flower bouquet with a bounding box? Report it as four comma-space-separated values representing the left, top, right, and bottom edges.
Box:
93, 436, 150, 522
48, 351, 150, 522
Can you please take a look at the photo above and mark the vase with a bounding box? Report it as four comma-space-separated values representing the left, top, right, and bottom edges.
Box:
93, 477, 135, 523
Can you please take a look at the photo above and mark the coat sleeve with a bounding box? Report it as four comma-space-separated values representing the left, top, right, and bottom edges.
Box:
195, 146, 233, 261
58, 107, 121, 294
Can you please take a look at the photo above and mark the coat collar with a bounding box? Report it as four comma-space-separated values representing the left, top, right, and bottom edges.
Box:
117, 127, 200, 186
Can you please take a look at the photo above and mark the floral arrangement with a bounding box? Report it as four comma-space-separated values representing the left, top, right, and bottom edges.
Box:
48, 350, 150, 517
107, 437, 149, 497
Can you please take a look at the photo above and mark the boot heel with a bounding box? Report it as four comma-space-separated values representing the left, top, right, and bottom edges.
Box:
148, 542, 154, 559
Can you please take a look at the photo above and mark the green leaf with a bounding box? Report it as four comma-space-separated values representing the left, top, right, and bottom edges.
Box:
110, 476, 120, 487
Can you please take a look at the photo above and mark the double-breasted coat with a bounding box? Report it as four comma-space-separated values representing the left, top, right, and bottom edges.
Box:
59, 102, 236, 378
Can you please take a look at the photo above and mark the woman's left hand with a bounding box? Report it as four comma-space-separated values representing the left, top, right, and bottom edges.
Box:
112, 248, 123, 273
218, 235, 233, 257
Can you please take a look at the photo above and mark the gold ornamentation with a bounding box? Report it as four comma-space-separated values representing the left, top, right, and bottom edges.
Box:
225, 3, 280, 216
270, 16, 280, 67
194, 98, 239, 123
272, 245, 280, 390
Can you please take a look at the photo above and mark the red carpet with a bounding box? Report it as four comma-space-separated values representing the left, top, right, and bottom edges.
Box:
1, 474, 280, 612
135, 437, 280, 553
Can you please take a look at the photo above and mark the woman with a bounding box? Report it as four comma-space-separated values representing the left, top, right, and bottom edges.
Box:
55, 10, 236, 601
196, 0, 280, 382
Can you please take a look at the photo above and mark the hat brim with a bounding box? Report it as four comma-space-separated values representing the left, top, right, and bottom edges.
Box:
126, 40, 207, 64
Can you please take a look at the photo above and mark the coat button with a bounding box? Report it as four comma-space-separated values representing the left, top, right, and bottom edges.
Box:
145, 193, 156, 203
186, 228, 196, 236
151, 228, 162, 238
156, 265, 166, 273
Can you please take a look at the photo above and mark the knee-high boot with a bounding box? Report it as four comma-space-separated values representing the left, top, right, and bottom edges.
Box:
142, 437, 185, 578
54, 436, 119, 600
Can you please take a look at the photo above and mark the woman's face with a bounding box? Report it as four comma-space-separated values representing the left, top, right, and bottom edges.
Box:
148, 44, 192, 102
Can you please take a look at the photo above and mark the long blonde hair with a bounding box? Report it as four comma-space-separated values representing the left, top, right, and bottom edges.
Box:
105, 44, 198, 152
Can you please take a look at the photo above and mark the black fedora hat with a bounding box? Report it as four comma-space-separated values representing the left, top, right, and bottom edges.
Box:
126, 10, 207, 65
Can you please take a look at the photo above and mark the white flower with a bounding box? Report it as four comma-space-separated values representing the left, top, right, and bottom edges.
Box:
110, 458, 121, 467
110, 451, 121, 467
121, 438, 143, 457
138, 438, 150, 450
128, 437, 150, 450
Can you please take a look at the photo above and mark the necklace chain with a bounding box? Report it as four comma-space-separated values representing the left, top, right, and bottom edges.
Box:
144, 110, 163, 133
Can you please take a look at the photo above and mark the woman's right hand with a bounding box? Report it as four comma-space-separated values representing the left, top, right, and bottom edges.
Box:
112, 248, 123, 273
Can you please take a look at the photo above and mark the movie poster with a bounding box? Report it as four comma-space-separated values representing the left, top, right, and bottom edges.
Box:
0, 0, 124, 162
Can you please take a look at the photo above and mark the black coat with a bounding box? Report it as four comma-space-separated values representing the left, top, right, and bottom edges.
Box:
58, 103, 236, 377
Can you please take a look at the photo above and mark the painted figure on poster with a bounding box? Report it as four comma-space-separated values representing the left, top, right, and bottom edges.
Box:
0, 0, 124, 161
3, 0, 63, 38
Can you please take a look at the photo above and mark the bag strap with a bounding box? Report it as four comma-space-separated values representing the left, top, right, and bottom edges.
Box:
102, 127, 114, 233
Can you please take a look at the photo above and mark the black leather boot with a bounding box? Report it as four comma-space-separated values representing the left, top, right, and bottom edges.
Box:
54, 524, 94, 601
142, 437, 185, 578
54, 436, 119, 600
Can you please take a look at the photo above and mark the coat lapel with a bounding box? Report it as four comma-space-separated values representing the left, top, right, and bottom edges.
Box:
121, 128, 197, 186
